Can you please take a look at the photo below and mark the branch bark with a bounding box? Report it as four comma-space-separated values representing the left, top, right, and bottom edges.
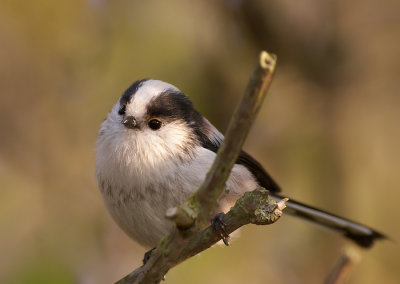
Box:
116, 51, 280, 284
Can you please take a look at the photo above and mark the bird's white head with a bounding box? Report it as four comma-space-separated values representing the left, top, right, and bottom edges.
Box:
95, 79, 217, 186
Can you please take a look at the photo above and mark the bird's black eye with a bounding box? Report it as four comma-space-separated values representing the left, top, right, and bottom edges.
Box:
148, 118, 162, 130
118, 105, 126, 115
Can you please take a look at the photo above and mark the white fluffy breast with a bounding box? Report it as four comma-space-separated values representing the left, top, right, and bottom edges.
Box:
96, 114, 258, 247
96, 112, 195, 188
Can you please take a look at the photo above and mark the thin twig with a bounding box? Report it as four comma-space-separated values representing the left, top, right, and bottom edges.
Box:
325, 247, 362, 284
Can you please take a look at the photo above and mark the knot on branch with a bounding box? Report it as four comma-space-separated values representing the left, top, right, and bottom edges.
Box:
233, 188, 287, 226
165, 203, 197, 230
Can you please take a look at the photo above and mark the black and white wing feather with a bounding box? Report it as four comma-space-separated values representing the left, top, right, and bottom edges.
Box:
197, 118, 385, 248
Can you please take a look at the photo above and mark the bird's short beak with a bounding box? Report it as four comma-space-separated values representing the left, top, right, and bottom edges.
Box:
122, 116, 138, 129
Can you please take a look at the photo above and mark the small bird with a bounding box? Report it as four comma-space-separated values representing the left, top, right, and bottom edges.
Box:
96, 79, 384, 249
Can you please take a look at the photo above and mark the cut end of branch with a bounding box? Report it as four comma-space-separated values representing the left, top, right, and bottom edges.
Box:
236, 188, 286, 225
268, 197, 288, 220
276, 197, 289, 211
165, 207, 178, 218
165, 205, 197, 229
260, 51, 277, 70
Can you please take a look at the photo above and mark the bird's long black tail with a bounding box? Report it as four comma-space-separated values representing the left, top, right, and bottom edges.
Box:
270, 194, 386, 248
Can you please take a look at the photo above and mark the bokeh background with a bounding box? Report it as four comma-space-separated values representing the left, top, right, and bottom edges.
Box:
1, 0, 399, 283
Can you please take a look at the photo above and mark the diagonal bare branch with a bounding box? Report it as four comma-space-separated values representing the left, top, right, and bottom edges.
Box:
116, 51, 279, 284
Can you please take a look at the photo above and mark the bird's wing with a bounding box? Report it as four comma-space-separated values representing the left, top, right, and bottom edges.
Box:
198, 118, 385, 248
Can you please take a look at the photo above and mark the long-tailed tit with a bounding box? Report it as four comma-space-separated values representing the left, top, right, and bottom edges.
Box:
96, 79, 384, 249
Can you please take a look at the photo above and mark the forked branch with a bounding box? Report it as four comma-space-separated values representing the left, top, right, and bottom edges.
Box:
116, 51, 281, 284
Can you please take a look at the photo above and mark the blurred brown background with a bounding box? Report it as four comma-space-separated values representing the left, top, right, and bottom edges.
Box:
0, 0, 399, 283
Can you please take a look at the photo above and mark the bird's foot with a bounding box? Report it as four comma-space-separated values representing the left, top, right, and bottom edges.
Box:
211, 212, 230, 246
142, 248, 155, 265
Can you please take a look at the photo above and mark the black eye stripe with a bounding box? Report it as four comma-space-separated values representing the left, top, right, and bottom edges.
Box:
118, 79, 149, 116
118, 105, 126, 115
